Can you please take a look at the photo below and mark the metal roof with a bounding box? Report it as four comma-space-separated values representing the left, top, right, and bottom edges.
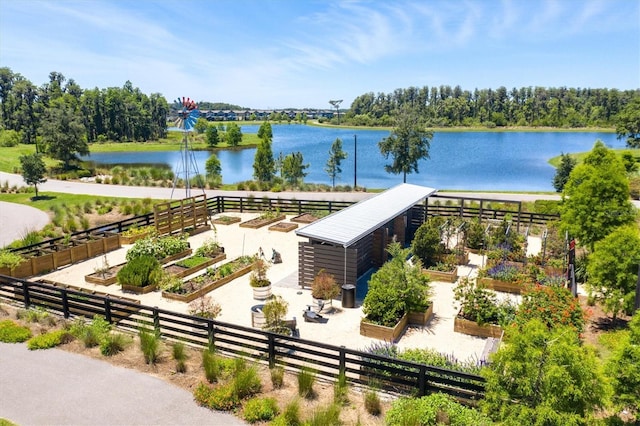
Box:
295, 183, 437, 247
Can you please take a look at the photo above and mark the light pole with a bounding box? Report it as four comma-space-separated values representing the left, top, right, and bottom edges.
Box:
329, 100, 342, 124
353, 134, 357, 189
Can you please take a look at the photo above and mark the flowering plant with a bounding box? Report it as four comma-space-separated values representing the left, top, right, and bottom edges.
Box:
516, 283, 585, 334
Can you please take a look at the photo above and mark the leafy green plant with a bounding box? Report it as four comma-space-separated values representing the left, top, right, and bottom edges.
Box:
117, 255, 162, 287
0, 320, 32, 342
311, 269, 340, 300
16, 307, 53, 324
100, 332, 130, 356
516, 283, 585, 334
194, 238, 221, 257
138, 327, 161, 364
193, 381, 240, 411
0, 249, 24, 271
126, 234, 189, 261
297, 367, 316, 399
242, 397, 279, 423
412, 216, 446, 268
271, 398, 301, 426
27, 329, 72, 350
175, 255, 210, 268
606, 311, 640, 412
263, 295, 289, 332
233, 364, 262, 399
453, 278, 516, 326
386, 393, 493, 425
69, 315, 111, 348
158, 271, 183, 292
249, 258, 270, 287
202, 348, 221, 383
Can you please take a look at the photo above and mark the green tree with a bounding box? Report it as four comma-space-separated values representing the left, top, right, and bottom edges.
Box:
561, 141, 636, 251
621, 152, 639, 174
482, 319, 610, 425
411, 217, 445, 268
552, 152, 577, 192
205, 154, 222, 188
193, 117, 208, 134
325, 138, 348, 188
19, 153, 47, 197
378, 106, 433, 183
39, 99, 88, 169
587, 226, 640, 319
225, 123, 242, 147
257, 121, 272, 142
607, 311, 640, 411
281, 152, 308, 187
615, 97, 640, 148
253, 138, 275, 183
205, 125, 219, 147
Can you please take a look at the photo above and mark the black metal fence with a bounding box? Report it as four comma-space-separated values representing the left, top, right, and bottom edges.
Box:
0, 275, 486, 402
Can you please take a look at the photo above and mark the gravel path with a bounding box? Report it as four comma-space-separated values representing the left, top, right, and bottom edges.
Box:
0, 342, 245, 425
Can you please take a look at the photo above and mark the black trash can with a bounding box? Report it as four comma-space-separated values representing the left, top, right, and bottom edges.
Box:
341, 284, 356, 308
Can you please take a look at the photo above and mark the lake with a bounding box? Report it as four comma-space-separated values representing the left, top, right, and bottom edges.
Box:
81, 125, 623, 191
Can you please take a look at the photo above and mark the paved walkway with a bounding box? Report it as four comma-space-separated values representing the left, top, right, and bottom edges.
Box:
0, 201, 50, 247
0, 342, 245, 425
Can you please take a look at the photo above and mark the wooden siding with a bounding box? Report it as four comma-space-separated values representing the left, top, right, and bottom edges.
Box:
298, 243, 357, 288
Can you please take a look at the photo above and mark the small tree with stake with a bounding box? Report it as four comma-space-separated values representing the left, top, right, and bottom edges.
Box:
19, 153, 47, 198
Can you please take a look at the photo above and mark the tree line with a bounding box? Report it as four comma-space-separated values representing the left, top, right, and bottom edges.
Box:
346, 85, 640, 128
0, 68, 168, 148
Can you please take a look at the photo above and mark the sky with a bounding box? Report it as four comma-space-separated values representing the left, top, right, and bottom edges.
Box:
0, 0, 638, 110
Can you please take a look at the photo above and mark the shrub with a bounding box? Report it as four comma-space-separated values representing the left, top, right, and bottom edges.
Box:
516, 283, 585, 334
0, 250, 24, 271
117, 255, 162, 287
334, 370, 349, 405
249, 258, 270, 287
606, 311, 640, 411
386, 393, 493, 425
270, 365, 285, 389
69, 315, 111, 348
233, 364, 262, 399
194, 238, 221, 257
307, 403, 342, 426
0, 320, 32, 343
126, 234, 189, 261
27, 329, 72, 350
412, 217, 446, 267
16, 307, 51, 324
188, 296, 221, 319
242, 397, 279, 423
193, 381, 240, 411
202, 348, 221, 383
263, 295, 288, 331
297, 367, 316, 399
311, 269, 340, 300
271, 399, 301, 426
453, 278, 516, 326
364, 389, 382, 416
172, 342, 188, 373
138, 327, 161, 364
100, 332, 130, 356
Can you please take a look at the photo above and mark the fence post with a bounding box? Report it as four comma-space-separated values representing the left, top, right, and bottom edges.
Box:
339, 345, 346, 374
153, 306, 160, 335
104, 296, 112, 324
267, 334, 276, 368
418, 364, 427, 396
61, 288, 69, 318
22, 281, 31, 308
298, 200, 302, 214
207, 320, 215, 350
329, 201, 333, 212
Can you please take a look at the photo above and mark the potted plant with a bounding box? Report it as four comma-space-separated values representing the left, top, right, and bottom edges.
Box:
262, 295, 292, 335
188, 295, 222, 320
249, 258, 272, 300
117, 255, 163, 294
311, 269, 340, 312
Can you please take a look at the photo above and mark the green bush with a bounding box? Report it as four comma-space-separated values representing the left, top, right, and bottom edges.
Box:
297, 367, 316, 399
607, 312, 640, 411
386, 393, 493, 425
334, 370, 349, 405
270, 365, 285, 389
242, 397, 279, 423
0, 320, 32, 343
412, 217, 446, 267
27, 329, 72, 350
202, 348, 221, 383
100, 333, 130, 356
306, 403, 342, 426
175, 255, 210, 268
172, 342, 188, 373
193, 381, 240, 411
125, 234, 189, 261
233, 365, 262, 399
138, 327, 161, 364
69, 315, 111, 348
117, 255, 162, 287
271, 399, 301, 426
16, 307, 52, 324
364, 389, 381, 416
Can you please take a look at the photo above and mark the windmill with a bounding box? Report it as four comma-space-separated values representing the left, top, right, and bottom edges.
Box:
171, 97, 204, 199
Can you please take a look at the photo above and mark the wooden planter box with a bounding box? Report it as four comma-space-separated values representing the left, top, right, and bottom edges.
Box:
407, 304, 434, 326
290, 213, 320, 224
85, 264, 125, 286
119, 232, 150, 245
70, 243, 89, 262
478, 277, 523, 294
360, 314, 408, 343
239, 215, 286, 229
454, 309, 503, 338
52, 247, 73, 269
212, 216, 241, 225
121, 282, 158, 294
423, 267, 458, 283
268, 222, 298, 233
162, 262, 254, 303
164, 253, 226, 279
86, 239, 105, 258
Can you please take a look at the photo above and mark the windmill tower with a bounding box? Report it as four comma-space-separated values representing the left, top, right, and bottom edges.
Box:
172, 97, 204, 199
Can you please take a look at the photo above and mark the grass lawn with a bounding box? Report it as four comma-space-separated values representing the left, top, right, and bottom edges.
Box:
0, 191, 159, 213
0, 146, 58, 173
548, 148, 640, 167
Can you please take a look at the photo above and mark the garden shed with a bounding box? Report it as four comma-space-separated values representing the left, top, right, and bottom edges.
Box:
296, 183, 437, 288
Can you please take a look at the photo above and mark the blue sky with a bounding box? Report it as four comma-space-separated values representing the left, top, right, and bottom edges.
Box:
1, 0, 638, 109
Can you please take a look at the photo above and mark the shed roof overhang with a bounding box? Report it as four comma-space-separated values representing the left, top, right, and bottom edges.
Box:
295, 183, 437, 248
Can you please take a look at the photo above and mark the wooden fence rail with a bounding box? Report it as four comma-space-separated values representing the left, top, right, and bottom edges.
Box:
0, 275, 486, 401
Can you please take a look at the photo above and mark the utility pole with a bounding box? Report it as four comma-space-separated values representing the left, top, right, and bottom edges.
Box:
329, 100, 343, 124
353, 134, 357, 189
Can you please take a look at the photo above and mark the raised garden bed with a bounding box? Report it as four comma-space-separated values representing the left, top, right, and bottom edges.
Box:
453, 308, 503, 338
162, 256, 255, 303
290, 213, 321, 224
212, 215, 242, 225
119, 230, 152, 245
268, 222, 298, 233
423, 266, 458, 283
478, 277, 523, 294
85, 264, 125, 286
239, 214, 286, 229
163, 253, 226, 279
359, 305, 434, 342
121, 282, 158, 294
159, 248, 193, 265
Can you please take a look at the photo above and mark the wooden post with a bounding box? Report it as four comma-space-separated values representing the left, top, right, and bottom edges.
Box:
23, 281, 31, 308
418, 364, 427, 396
267, 334, 276, 368
104, 296, 112, 324
207, 320, 215, 350
339, 346, 346, 374
61, 288, 69, 318
153, 307, 160, 334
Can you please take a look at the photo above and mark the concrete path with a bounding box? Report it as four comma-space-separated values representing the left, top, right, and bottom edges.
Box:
0, 201, 50, 247
0, 342, 245, 425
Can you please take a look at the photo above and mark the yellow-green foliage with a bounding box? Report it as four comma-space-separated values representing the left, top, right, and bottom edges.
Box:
0, 320, 32, 343
26, 329, 72, 350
